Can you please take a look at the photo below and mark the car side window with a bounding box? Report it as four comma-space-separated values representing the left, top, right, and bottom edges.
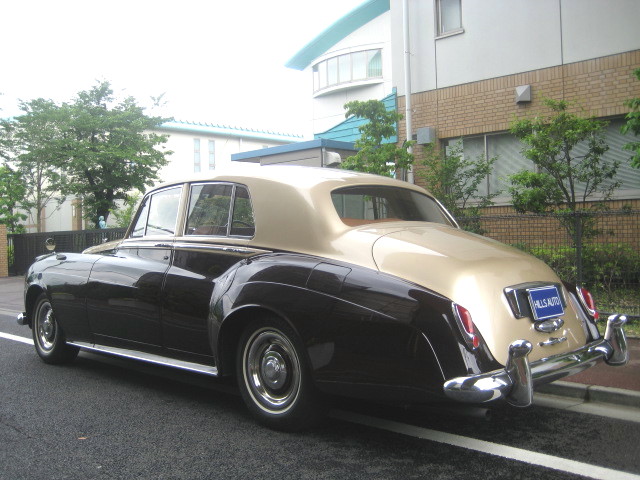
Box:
186, 183, 255, 237
186, 183, 233, 236
230, 186, 255, 237
131, 187, 182, 237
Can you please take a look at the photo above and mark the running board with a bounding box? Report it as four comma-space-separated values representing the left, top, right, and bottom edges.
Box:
69, 342, 219, 377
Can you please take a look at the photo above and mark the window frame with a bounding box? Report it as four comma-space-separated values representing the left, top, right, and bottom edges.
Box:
312, 48, 383, 95
129, 185, 183, 238
331, 185, 457, 228
185, 181, 255, 239
442, 118, 639, 206
193, 138, 201, 173
435, 0, 464, 38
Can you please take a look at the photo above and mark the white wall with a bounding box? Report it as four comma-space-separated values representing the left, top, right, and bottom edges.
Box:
391, 0, 640, 95
306, 11, 395, 135
561, 0, 640, 64
156, 130, 288, 183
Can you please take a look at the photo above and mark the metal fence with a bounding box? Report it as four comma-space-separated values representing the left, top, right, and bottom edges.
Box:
6, 211, 639, 314
8, 228, 128, 276
458, 210, 640, 315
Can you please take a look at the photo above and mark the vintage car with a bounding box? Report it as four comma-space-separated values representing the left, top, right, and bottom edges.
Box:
18, 165, 629, 430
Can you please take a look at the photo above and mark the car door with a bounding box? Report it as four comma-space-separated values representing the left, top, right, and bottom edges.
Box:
161, 182, 259, 363
86, 185, 183, 352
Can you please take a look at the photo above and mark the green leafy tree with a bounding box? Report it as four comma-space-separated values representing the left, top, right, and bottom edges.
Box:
509, 99, 618, 213
419, 142, 498, 227
0, 164, 27, 233
621, 68, 640, 168
508, 98, 620, 243
57, 81, 172, 226
1, 98, 67, 232
110, 190, 142, 228
340, 100, 414, 177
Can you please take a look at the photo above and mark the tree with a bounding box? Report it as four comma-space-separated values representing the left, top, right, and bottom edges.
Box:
57, 81, 172, 226
340, 100, 414, 177
1, 98, 67, 232
0, 164, 27, 233
418, 142, 498, 226
621, 68, 640, 168
508, 98, 620, 242
110, 190, 141, 228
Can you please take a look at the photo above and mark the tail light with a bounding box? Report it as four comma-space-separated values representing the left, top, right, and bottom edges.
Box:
577, 286, 599, 320
453, 304, 480, 350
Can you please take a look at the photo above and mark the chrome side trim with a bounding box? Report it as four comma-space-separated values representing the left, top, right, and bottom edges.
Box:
173, 243, 269, 256
443, 314, 628, 407
68, 342, 219, 376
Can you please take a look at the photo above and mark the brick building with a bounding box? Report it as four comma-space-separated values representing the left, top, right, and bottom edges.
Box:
390, 0, 640, 207
289, 0, 640, 207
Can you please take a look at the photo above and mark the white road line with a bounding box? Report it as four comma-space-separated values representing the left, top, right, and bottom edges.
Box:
330, 410, 640, 480
0, 332, 33, 345
1, 329, 637, 480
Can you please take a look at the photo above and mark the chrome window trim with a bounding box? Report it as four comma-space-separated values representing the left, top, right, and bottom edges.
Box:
185, 181, 256, 239
129, 184, 184, 239
173, 243, 270, 256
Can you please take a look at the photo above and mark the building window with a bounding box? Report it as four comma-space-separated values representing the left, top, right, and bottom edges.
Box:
436, 0, 463, 36
193, 138, 201, 173
444, 119, 639, 205
312, 49, 382, 93
208, 140, 216, 170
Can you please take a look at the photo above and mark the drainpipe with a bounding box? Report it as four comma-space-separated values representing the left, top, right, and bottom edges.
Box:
403, 0, 414, 183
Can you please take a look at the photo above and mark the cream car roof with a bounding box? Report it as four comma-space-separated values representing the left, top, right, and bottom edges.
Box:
153, 165, 444, 267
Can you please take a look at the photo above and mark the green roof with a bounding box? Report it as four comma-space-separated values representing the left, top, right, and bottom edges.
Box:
285, 0, 390, 71
315, 91, 397, 143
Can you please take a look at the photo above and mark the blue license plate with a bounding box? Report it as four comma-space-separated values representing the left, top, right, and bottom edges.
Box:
528, 286, 564, 321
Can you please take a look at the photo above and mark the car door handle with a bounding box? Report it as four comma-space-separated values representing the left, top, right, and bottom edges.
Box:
155, 243, 172, 248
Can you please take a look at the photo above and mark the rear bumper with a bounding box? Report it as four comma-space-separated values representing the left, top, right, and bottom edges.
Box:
443, 314, 629, 407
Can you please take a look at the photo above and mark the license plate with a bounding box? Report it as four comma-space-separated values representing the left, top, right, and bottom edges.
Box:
528, 285, 564, 321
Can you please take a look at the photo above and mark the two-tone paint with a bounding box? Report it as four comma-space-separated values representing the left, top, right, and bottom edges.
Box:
18, 165, 629, 424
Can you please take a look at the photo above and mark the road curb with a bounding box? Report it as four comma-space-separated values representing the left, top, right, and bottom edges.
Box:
537, 381, 640, 408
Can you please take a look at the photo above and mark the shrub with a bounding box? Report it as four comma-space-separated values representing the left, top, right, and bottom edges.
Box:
514, 243, 640, 293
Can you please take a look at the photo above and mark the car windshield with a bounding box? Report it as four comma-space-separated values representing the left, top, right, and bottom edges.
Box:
331, 185, 453, 227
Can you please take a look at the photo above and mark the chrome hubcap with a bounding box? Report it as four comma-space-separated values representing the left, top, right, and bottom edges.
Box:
37, 305, 56, 351
261, 350, 288, 389
244, 328, 301, 414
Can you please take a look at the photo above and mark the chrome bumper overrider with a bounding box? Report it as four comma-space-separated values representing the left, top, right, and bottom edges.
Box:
443, 314, 629, 407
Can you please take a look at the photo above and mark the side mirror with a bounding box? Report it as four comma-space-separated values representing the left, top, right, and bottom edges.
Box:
45, 238, 56, 252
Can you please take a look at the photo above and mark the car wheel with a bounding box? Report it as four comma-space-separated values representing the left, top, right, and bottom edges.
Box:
237, 317, 325, 431
32, 293, 79, 364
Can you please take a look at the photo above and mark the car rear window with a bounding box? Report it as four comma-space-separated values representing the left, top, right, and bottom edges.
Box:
331, 186, 453, 227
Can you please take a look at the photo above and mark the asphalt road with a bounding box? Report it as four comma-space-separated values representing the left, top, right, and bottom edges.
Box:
1, 303, 640, 479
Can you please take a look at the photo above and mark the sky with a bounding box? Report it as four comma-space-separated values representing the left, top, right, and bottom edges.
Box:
1, 0, 365, 136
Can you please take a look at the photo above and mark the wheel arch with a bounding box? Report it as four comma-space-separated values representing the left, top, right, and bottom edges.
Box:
24, 284, 46, 328
216, 305, 301, 378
